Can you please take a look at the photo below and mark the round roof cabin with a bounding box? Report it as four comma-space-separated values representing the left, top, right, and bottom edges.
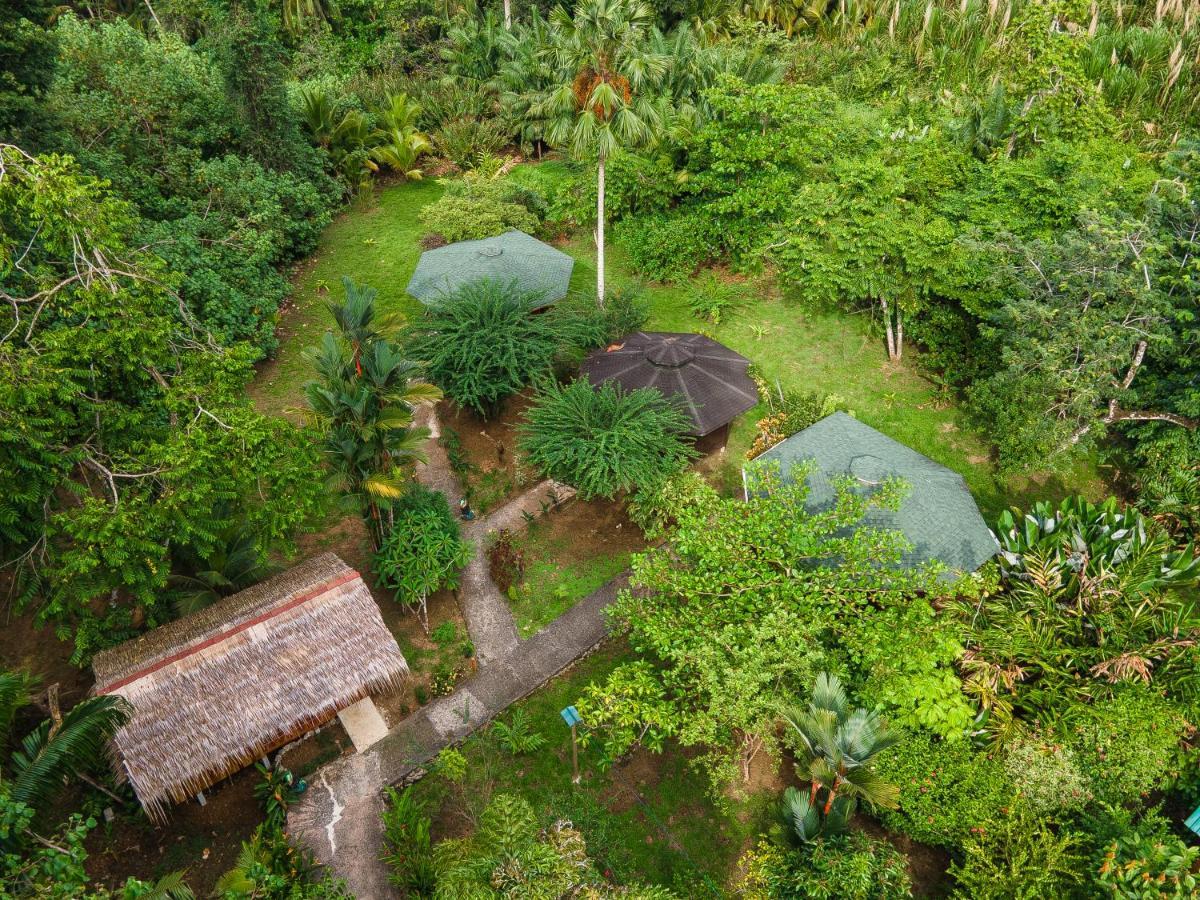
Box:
406, 230, 574, 309
91, 553, 407, 821
748, 412, 999, 576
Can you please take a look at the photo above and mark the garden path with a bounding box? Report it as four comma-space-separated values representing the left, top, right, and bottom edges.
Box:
288, 406, 619, 899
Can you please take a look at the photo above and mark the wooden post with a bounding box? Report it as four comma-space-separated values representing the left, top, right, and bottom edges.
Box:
571, 723, 580, 784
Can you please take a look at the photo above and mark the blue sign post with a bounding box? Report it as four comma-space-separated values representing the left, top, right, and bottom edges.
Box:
560, 706, 583, 784
1186, 806, 1200, 838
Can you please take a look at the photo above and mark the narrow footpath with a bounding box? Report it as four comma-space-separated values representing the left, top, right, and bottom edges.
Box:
288, 407, 625, 898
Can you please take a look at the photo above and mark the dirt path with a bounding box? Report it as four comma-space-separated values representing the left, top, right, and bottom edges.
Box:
288, 408, 616, 898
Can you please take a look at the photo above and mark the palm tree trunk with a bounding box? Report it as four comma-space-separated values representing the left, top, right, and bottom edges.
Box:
880, 296, 898, 360
596, 152, 606, 308
503, 0, 512, 28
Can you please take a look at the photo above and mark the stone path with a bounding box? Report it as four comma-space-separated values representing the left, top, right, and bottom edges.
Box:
288, 408, 621, 898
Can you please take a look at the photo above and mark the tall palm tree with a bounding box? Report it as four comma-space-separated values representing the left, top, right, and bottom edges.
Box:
304, 282, 441, 549
779, 672, 901, 819
538, 0, 669, 305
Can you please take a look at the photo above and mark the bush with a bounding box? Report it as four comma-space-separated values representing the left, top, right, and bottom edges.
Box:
406, 280, 561, 416
949, 807, 1085, 900
746, 376, 847, 459
547, 287, 649, 359
518, 379, 697, 500
434, 117, 510, 170
873, 729, 1012, 849
738, 834, 912, 900
375, 485, 472, 630
1002, 736, 1092, 817
1094, 811, 1200, 898
685, 271, 751, 325
381, 787, 437, 896
615, 209, 716, 282
1066, 684, 1190, 806
419, 172, 541, 242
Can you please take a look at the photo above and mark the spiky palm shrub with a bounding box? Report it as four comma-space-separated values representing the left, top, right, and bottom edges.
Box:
517, 378, 695, 500
779, 672, 901, 830
406, 279, 561, 418
7, 691, 131, 810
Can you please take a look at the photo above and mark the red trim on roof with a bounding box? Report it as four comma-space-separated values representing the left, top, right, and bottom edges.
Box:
96, 570, 362, 696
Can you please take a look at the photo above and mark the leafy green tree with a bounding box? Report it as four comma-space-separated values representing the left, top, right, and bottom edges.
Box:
778, 673, 901, 829
406, 279, 560, 417
537, 0, 669, 303
0, 0, 57, 143
518, 379, 696, 500
581, 468, 936, 792
304, 278, 441, 549
968, 216, 1191, 470
0, 147, 322, 660
374, 485, 471, 632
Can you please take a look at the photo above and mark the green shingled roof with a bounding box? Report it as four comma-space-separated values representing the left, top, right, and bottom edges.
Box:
406, 230, 574, 308
750, 412, 998, 574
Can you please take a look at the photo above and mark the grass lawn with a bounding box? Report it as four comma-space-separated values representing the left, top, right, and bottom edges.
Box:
253, 162, 1105, 519
404, 640, 767, 894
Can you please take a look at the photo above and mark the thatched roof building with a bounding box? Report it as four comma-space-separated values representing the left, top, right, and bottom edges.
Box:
93, 553, 407, 820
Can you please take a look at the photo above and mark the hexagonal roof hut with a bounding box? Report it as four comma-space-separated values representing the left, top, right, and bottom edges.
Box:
750, 412, 998, 574
407, 230, 574, 308
92, 553, 407, 821
580, 332, 759, 437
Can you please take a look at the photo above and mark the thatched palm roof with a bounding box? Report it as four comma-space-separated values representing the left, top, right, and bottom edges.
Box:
92, 553, 407, 820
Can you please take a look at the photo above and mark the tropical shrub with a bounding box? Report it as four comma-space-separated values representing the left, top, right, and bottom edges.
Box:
1096, 823, 1200, 899
738, 834, 912, 900
778, 673, 901, 834
874, 729, 1012, 849
419, 172, 541, 243
547, 288, 649, 360
375, 485, 472, 632
433, 117, 510, 170
842, 599, 977, 741
615, 209, 716, 282
1002, 737, 1092, 817
685, 271, 751, 325
406, 280, 561, 416
949, 807, 1085, 900
957, 497, 1200, 736
1065, 684, 1190, 807
382, 787, 437, 897
745, 378, 846, 459
517, 379, 696, 500
491, 709, 548, 755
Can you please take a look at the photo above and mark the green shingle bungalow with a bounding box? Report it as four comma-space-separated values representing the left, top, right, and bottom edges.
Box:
747, 412, 998, 575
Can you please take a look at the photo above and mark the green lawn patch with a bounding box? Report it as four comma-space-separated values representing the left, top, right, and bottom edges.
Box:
406, 641, 765, 893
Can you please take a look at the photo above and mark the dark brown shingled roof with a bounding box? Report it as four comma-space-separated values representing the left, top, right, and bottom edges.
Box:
579, 332, 759, 436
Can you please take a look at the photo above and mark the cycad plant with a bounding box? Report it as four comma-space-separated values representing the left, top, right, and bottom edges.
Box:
538, 0, 670, 304
303, 278, 441, 549
778, 672, 900, 838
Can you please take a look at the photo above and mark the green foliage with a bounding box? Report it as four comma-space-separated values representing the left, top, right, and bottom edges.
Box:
615, 210, 716, 282
382, 787, 437, 897
214, 824, 349, 898
577, 660, 679, 760
1001, 737, 1092, 818
0, 0, 56, 142
779, 672, 901, 822
586, 467, 937, 792
1, 148, 322, 661
433, 118, 510, 171
842, 598, 976, 740
254, 765, 304, 831
684, 271, 750, 325
1097, 826, 1200, 899
948, 807, 1085, 900
874, 729, 1013, 849
48, 14, 336, 354
407, 279, 561, 416
1065, 684, 1189, 807
375, 485, 471, 629
957, 497, 1200, 735
517, 379, 696, 500
303, 276, 440, 548
491, 709, 548, 755
419, 171, 542, 242
738, 833, 912, 900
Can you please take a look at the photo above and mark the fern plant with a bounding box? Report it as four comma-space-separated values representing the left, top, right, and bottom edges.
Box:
492, 709, 548, 755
